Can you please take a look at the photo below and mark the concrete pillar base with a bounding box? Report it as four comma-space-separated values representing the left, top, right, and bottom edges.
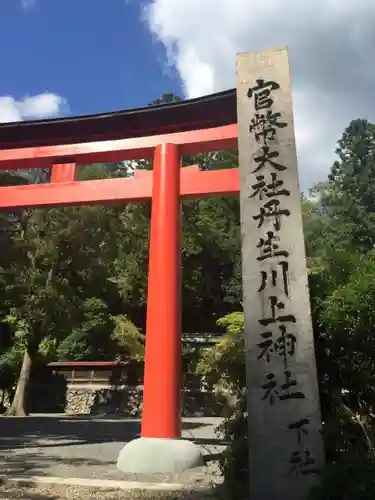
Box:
116, 437, 204, 474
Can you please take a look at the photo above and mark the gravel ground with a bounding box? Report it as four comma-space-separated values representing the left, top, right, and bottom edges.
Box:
0, 416, 225, 488
0, 484, 215, 499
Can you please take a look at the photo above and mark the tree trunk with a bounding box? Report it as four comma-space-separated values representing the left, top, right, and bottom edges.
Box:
8, 346, 33, 416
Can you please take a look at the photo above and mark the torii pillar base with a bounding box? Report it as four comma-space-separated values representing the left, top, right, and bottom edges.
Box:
117, 437, 203, 474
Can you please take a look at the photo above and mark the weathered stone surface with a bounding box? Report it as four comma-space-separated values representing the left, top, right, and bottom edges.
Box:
236, 46, 325, 499
66, 389, 95, 415
65, 386, 143, 416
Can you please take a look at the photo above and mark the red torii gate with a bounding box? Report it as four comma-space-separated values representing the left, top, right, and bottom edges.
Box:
0, 89, 239, 472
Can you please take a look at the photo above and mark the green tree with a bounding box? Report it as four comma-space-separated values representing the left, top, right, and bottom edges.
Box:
3, 208, 77, 415
320, 119, 375, 252
148, 93, 181, 106
0, 162, 148, 414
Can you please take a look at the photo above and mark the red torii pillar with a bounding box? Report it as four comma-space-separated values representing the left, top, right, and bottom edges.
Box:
117, 148, 239, 473
117, 146, 213, 473
141, 143, 182, 439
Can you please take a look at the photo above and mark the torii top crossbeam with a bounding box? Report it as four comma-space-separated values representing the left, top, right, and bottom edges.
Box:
0, 89, 239, 209
0, 89, 240, 441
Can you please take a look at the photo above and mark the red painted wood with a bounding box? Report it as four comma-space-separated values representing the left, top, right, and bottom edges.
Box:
141, 143, 181, 439
50, 163, 77, 183
182, 166, 239, 199
0, 168, 239, 209
0, 124, 238, 171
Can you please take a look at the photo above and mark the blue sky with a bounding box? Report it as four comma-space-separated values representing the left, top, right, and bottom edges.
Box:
0, 0, 374, 189
0, 0, 181, 117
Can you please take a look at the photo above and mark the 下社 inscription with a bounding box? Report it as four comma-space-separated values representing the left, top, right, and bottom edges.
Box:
236, 47, 325, 499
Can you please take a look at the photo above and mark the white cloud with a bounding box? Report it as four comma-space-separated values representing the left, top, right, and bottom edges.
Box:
144, 0, 375, 189
0, 93, 68, 123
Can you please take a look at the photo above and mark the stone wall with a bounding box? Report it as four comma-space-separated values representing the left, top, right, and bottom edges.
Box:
27, 380, 224, 417
65, 385, 143, 416
60, 384, 224, 417
26, 354, 226, 417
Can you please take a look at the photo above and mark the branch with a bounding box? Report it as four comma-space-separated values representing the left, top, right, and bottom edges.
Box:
340, 399, 375, 459
45, 262, 55, 290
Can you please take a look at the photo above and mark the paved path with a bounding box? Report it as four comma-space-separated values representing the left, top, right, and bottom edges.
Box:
0, 415, 225, 488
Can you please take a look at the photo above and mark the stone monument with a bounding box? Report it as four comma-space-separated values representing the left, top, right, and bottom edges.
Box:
236, 47, 325, 499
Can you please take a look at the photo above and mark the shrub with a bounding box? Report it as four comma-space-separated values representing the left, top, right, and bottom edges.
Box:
195, 312, 248, 499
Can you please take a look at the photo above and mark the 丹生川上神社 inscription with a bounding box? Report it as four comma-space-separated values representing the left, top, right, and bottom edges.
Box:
236, 47, 325, 499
